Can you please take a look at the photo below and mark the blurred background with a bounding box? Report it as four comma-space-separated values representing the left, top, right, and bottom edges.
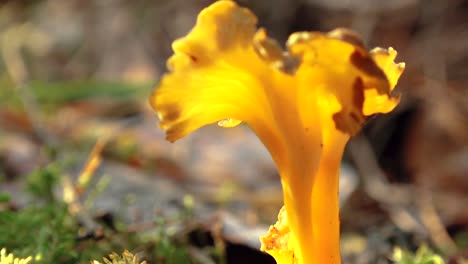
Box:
0, 0, 467, 263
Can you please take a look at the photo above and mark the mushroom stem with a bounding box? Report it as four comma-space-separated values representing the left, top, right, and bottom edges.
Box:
282, 175, 315, 264
311, 145, 344, 264
282, 147, 344, 264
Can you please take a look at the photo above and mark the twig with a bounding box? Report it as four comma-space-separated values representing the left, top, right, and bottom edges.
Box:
416, 186, 457, 254
349, 135, 457, 252
349, 135, 413, 206
1, 24, 55, 145
188, 246, 217, 264
349, 135, 426, 235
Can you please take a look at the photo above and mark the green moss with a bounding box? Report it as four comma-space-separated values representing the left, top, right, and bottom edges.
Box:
0, 161, 200, 263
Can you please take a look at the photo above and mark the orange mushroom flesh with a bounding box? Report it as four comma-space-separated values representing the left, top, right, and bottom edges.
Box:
149, 1, 405, 263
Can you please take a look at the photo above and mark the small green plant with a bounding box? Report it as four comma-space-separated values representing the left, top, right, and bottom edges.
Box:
0, 165, 79, 263
392, 244, 445, 264
152, 218, 191, 263
0, 160, 208, 263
